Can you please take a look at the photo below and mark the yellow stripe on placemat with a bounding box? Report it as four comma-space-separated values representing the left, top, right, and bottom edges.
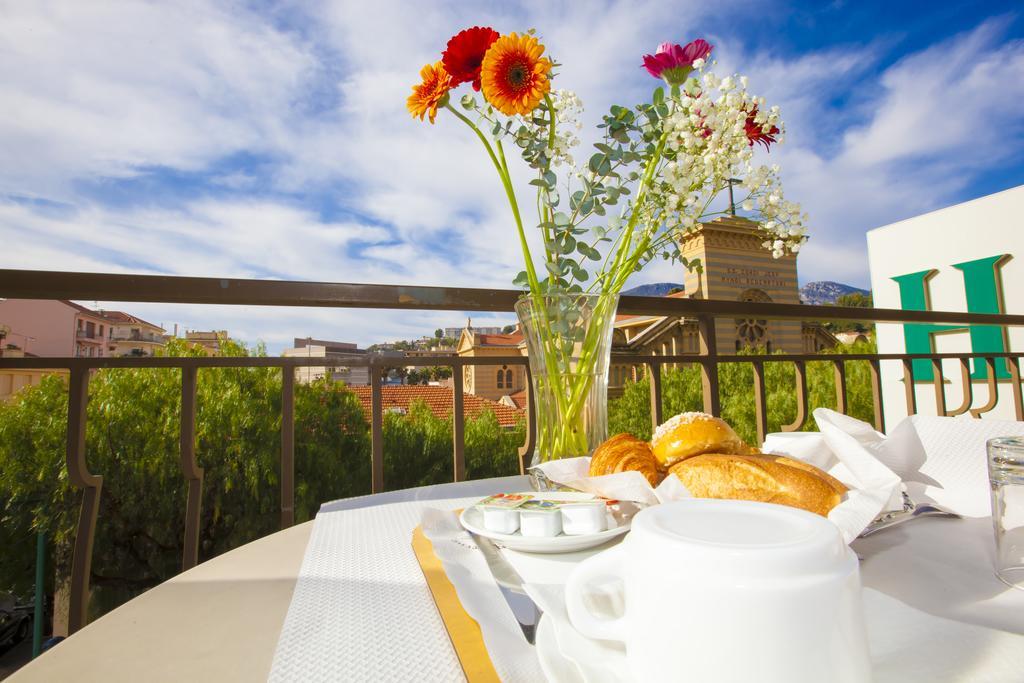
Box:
411, 525, 502, 683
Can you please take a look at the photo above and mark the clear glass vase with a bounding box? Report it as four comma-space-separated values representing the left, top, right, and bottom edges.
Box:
515, 291, 620, 465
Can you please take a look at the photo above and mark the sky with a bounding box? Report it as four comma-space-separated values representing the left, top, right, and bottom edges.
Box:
2, 0, 1023, 352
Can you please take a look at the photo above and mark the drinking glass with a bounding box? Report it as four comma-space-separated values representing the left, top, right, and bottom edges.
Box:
988, 436, 1024, 590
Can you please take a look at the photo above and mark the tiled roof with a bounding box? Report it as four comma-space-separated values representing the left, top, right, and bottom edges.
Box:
348, 385, 525, 428
506, 389, 528, 410
60, 300, 106, 320
615, 290, 689, 324
476, 332, 523, 346
99, 310, 164, 330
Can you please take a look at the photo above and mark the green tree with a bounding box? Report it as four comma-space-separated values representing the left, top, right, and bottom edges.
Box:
609, 340, 878, 445
826, 292, 874, 333
434, 328, 443, 339
0, 338, 371, 614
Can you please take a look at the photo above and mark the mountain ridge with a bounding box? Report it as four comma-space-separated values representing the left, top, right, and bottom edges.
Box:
799, 281, 870, 305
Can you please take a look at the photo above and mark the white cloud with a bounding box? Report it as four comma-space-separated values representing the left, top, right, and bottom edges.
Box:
0, 0, 318, 197
2, 1, 1022, 348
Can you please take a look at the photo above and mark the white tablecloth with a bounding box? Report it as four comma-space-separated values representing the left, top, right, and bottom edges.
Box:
270, 497, 1024, 682
271, 415, 1024, 681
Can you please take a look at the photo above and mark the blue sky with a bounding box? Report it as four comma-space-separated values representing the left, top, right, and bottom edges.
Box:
3, 1, 1023, 351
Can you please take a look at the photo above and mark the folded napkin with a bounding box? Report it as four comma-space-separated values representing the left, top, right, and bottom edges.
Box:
766, 411, 1024, 518
420, 509, 545, 682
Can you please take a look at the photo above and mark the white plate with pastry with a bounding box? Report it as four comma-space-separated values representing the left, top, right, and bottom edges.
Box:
459, 491, 631, 554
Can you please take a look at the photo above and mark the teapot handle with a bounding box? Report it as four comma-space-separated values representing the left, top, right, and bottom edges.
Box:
564, 543, 628, 642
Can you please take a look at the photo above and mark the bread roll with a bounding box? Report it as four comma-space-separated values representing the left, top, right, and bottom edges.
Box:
650, 412, 745, 466
669, 454, 846, 517
589, 433, 663, 487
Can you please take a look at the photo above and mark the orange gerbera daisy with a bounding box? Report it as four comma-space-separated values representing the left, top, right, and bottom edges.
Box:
407, 61, 452, 124
480, 32, 552, 116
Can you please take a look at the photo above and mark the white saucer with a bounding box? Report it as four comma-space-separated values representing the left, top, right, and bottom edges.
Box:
459, 492, 631, 553
536, 615, 585, 683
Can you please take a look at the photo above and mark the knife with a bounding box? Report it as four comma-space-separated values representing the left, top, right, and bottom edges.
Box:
467, 531, 542, 645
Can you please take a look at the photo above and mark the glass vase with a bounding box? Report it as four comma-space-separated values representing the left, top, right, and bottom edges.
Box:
515, 291, 620, 465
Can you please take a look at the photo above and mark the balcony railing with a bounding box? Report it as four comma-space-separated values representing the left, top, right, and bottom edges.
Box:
2, 267, 1024, 634
110, 332, 163, 343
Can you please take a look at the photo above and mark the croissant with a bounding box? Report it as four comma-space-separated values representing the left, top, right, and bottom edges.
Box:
668, 453, 846, 517
589, 433, 663, 487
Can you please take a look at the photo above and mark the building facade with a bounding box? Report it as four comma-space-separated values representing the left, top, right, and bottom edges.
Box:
0, 299, 111, 358
868, 185, 1024, 425
184, 330, 227, 355
99, 311, 166, 357
609, 216, 837, 393
456, 328, 527, 403
282, 337, 370, 386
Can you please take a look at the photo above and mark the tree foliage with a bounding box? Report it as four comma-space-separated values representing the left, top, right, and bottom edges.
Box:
609, 340, 878, 444
826, 292, 874, 333
0, 338, 523, 618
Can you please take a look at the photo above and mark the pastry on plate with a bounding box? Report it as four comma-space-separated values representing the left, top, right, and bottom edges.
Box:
650, 412, 746, 467
669, 453, 847, 517
589, 433, 663, 487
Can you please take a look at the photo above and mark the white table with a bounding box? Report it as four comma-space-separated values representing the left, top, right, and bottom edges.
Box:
9, 475, 1024, 682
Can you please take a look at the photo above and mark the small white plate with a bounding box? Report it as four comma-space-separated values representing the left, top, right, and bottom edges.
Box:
459, 491, 631, 554
536, 615, 585, 683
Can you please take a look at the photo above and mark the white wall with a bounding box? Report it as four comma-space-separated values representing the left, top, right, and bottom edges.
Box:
867, 186, 1024, 427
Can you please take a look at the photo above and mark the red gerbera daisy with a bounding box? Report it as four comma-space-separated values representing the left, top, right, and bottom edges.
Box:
443, 26, 500, 91
744, 107, 780, 150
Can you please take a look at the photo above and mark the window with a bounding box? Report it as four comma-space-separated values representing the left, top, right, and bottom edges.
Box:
735, 289, 771, 349
497, 366, 506, 389
505, 368, 513, 388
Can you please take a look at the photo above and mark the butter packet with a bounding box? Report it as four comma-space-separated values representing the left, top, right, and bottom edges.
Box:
476, 493, 532, 509
520, 499, 572, 511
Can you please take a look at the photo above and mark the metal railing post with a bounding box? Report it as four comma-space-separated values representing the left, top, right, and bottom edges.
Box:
280, 367, 295, 528
902, 359, 917, 416
751, 361, 768, 445
697, 315, 720, 416
868, 359, 885, 432
67, 367, 101, 634
370, 360, 384, 493
932, 359, 947, 416
517, 366, 536, 474
648, 360, 664, 434
781, 360, 808, 432
452, 372, 466, 482
179, 366, 203, 571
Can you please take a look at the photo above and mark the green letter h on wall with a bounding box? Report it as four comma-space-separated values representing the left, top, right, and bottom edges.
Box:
892, 255, 1010, 382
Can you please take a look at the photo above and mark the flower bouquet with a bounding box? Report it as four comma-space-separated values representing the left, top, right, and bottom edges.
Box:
409, 27, 807, 464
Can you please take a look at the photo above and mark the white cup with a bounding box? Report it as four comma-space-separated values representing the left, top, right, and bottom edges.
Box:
565, 499, 871, 683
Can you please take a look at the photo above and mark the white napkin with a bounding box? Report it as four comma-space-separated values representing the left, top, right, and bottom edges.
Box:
420, 508, 545, 682
766, 411, 1024, 519
766, 408, 905, 543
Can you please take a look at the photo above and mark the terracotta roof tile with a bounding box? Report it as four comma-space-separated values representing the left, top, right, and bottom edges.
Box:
99, 310, 164, 330
506, 389, 528, 410
476, 332, 523, 346
348, 385, 524, 428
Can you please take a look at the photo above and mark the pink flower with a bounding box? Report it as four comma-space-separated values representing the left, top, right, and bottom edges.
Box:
642, 39, 713, 85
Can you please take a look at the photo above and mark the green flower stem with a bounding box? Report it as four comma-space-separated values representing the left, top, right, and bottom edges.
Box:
557, 131, 670, 427
543, 93, 556, 151
445, 103, 574, 430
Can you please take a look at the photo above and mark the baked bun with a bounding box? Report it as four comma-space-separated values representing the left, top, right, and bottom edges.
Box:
650, 412, 745, 466
668, 454, 846, 517
589, 433, 663, 487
